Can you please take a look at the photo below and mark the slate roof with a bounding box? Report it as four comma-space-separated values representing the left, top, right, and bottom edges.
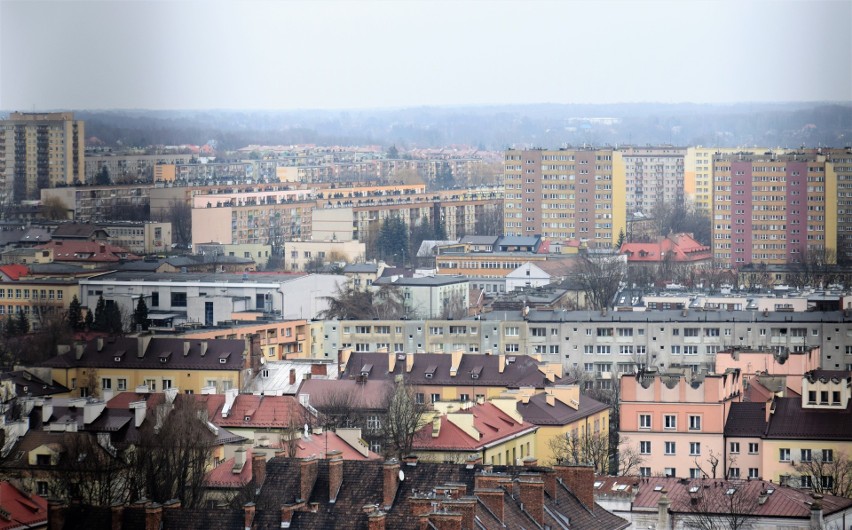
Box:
298, 378, 393, 410
412, 402, 537, 452
0, 370, 69, 397
765, 397, 852, 440
341, 351, 552, 389
343, 263, 378, 274
723, 401, 767, 437
517, 392, 609, 426
40, 337, 247, 372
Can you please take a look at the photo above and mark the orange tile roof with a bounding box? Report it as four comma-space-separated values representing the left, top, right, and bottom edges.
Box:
0, 264, 28, 280
620, 233, 711, 263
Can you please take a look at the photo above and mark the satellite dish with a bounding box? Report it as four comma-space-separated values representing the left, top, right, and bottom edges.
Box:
399, 470, 405, 482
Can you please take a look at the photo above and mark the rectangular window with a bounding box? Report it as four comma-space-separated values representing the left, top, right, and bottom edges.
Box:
690, 468, 703, 479
665, 441, 676, 455
639, 414, 651, 429
749, 468, 759, 479
664, 415, 676, 429
748, 443, 759, 454
640, 441, 651, 454
689, 415, 701, 431
101, 378, 112, 390
170, 292, 187, 307
728, 467, 740, 479
664, 468, 676, 477
801, 449, 812, 462
779, 448, 791, 462
690, 442, 701, 456
730, 442, 740, 454
367, 415, 381, 431
639, 467, 651, 477
504, 326, 519, 336
801, 475, 813, 488
823, 449, 833, 462
117, 378, 127, 391
37, 481, 48, 496
684, 328, 700, 337
151, 292, 159, 307
431, 393, 440, 403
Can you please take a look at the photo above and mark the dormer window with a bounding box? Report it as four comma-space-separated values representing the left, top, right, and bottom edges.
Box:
159, 352, 171, 364
219, 358, 228, 364
114, 357, 122, 362
425, 365, 437, 379
244, 416, 251, 422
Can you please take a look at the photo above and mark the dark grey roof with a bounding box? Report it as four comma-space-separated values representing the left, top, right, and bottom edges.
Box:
375, 275, 468, 287
343, 263, 379, 273
0, 370, 69, 397
766, 397, 852, 440
517, 393, 609, 426
497, 236, 540, 247
80, 270, 308, 284
724, 402, 767, 437
460, 235, 499, 245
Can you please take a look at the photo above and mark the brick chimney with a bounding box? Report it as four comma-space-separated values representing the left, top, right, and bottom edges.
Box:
409, 497, 434, 516
523, 456, 538, 468
110, 503, 124, 530
48, 500, 66, 530
475, 489, 504, 522
144, 504, 162, 530
429, 511, 463, 530
382, 459, 400, 510
289, 368, 297, 386
299, 456, 318, 502
367, 510, 386, 530
554, 464, 595, 511
328, 451, 343, 504
444, 498, 476, 530
518, 477, 544, 526
163, 499, 181, 510
542, 470, 557, 499
243, 502, 255, 530
252, 451, 267, 489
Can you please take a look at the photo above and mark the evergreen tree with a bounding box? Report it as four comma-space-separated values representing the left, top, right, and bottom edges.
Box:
105, 304, 123, 335
615, 228, 626, 250
68, 295, 83, 331
95, 166, 111, 186
84, 310, 94, 331
133, 297, 149, 331
94, 295, 107, 331
16, 311, 29, 335
377, 216, 410, 266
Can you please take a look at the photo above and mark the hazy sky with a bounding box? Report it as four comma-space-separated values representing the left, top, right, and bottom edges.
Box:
1, 0, 850, 110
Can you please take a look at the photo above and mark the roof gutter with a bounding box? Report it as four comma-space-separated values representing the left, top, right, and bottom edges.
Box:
481, 425, 538, 449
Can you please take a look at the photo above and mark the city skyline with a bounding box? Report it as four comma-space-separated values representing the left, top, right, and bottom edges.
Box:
1, 0, 850, 111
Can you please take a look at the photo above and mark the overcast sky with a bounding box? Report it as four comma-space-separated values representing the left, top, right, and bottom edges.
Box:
1, 0, 850, 110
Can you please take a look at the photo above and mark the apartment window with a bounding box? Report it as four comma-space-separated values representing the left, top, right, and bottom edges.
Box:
779, 448, 791, 462
690, 468, 703, 479
36, 481, 48, 496
690, 442, 701, 456
820, 391, 829, 404
705, 328, 720, 337
504, 326, 519, 337
639, 467, 651, 477
808, 390, 817, 404
728, 467, 741, 479
748, 468, 759, 479
664, 468, 676, 477
671, 345, 681, 354
101, 378, 112, 390
730, 442, 740, 454
429, 326, 444, 335
664, 415, 676, 429
117, 378, 127, 391
801, 475, 813, 488
832, 391, 841, 405
355, 325, 371, 334
531, 327, 546, 337
688, 415, 701, 431
431, 393, 440, 403
748, 443, 759, 454
617, 327, 633, 337
640, 441, 651, 455
823, 449, 833, 462
665, 442, 676, 455
639, 414, 651, 429
596, 328, 613, 337
367, 415, 381, 431
801, 449, 812, 462
684, 328, 699, 337
162, 379, 172, 389
821, 476, 834, 489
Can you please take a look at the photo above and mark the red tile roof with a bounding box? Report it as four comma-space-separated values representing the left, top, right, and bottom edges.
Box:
207, 394, 305, 428
0, 264, 28, 280
205, 447, 253, 488
106, 391, 166, 411
35, 240, 141, 263
0, 481, 48, 530
294, 432, 382, 461
620, 233, 711, 263
413, 402, 537, 451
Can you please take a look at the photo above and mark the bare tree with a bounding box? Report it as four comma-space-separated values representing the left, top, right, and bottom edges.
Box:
681, 480, 759, 530
55, 432, 128, 505
573, 254, 625, 311
440, 290, 468, 320
381, 379, 427, 460
794, 450, 852, 498
318, 284, 405, 320
161, 199, 192, 248
616, 437, 644, 476
41, 196, 70, 220
548, 429, 610, 473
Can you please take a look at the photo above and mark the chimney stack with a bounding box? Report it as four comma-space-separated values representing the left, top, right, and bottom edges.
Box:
382, 459, 400, 510
299, 456, 318, 502
328, 451, 344, 504
444, 498, 476, 530
289, 368, 297, 386
42, 397, 53, 424
144, 504, 162, 530
130, 401, 147, 428
97, 337, 104, 352
554, 464, 595, 511
657, 489, 671, 529
252, 451, 266, 489
518, 477, 545, 526
406, 351, 414, 373
48, 500, 66, 530
498, 353, 506, 373
110, 503, 124, 530
388, 352, 397, 373
183, 341, 191, 356
474, 489, 503, 523
243, 502, 256, 530
137, 335, 152, 358
428, 512, 463, 530
809, 494, 824, 530
367, 510, 386, 530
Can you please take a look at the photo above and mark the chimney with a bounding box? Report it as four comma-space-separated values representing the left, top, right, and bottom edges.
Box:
110, 503, 124, 530
48, 500, 66, 530
382, 459, 400, 510
163, 499, 180, 510
299, 456, 318, 502
657, 489, 671, 530
200, 341, 208, 356
523, 456, 538, 469
498, 353, 506, 373
465, 454, 481, 469
475, 489, 503, 522
280, 504, 301, 529
144, 504, 162, 530
83, 400, 105, 425
42, 397, 53, 423
388, 352, 397, 373
367, 510, 386, 530
328, 451, 343, 504
289, 368, 297, 386
243, 502, 255, 530
542, 470, 557, 499
97, 337, 104, 352
554, 464, 595, 511
518, 477, 545, 525
222, 388, 238, 417
810, 494, 824, 530
450, 348, 463, 377
428, 512, 463, 530
545, 393, 555, 407
405, 351, 414, 373
233, 447, 247, 474
130, 401, 147, 428
252, 451, 266, 489
99, 244, 106, 253
444, 498, 476, 530
137, 335, 152, 358
183, 341, 191, 356
74, 343, 84, 360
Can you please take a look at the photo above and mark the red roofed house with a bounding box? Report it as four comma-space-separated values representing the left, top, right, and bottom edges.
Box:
0, 264, 29, 281
35, 240, 141, 268
0, 481, 48, 529
620, 232, 712, 284
412, 401, 538, 465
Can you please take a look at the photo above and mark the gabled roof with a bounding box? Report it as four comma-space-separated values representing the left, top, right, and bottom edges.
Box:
0, 481, 47, 530
206, 394, 305, 428
51, 223, 108, 239
0, 370, 69, 398
341, 351, 551, 388
723, 401, 767, 437
413, 402, 537, 451
765, 396, 852, 440
40, 337, 247, 371
343, 263, 378, 274
517, 392, 609, 426
0, 264, 28, 280
620, 233, 711, 263
35, 240, 141, 263
205, 446, 254, 489
298, 378, 393, 410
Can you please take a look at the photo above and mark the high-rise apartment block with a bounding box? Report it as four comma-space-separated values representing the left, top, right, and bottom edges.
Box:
685, 147, 776, 213
711, 152, 837, 268
0, 112, 84, 202
621, 146, 685, 215
503, 149, 626, 248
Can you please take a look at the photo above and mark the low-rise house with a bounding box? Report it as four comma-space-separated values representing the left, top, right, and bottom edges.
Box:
0, 481, 47, 529
372, 274, 469, 319
245, 359, 335, 395
34, 240, 141, 268
593, 475, 852, 530
412, 401, 538, 465
0, 370, 68, 399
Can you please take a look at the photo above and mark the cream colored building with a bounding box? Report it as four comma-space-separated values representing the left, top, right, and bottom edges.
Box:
283, 240, 365, 271
0, 112, 85, 202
